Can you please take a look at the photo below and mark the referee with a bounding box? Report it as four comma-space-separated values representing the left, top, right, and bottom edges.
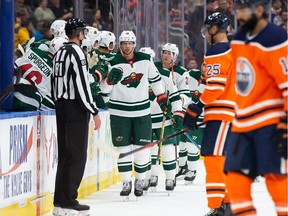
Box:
51, 18, 101, 216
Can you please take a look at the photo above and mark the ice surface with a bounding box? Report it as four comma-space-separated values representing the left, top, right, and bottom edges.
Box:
44, 160, 277, 216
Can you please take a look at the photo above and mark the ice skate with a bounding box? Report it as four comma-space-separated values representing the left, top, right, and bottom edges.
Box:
175, 164, 188, 178
149, 175, 158, 192
52, 207, 79, 216
184, 170, 197, 184
143, 179, 150, 194
120, 181, 132, 201
165, 179, 175, 196
134, 179, 144, 199
204, 201, 227, 216
73, 204, 90, 216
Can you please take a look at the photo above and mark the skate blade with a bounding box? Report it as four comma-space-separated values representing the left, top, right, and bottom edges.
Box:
150, 187, 157, 192
78, 211, 90, 216
121, 196, 130, 202
185, 181, 194, 185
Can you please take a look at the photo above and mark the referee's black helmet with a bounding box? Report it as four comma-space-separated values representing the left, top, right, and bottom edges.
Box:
65, 18, 86, 38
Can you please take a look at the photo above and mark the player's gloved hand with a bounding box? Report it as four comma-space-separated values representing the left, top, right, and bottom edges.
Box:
95, 94, 109, 110
183, 102, 204, 130
90, 62, 109, 83
106, 68, 123, 85
157, 93, 169, 113
87, 50, 99, 69
276, 115, 288, 159
172, 111, 185, 131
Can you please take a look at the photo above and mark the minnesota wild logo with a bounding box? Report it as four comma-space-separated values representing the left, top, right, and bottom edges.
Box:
121, 72, 143, 88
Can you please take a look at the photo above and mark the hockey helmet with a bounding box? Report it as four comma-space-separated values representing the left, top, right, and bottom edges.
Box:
65, 18, 86, 37
203, 12, 229, 31
139, 47, 156, 59
81, 37, 93, 54
84, 26, 98, 38
50, 20, 67, 38
119, 31, 136, 44
161, 43, 179, 63
98, 30, 116, 51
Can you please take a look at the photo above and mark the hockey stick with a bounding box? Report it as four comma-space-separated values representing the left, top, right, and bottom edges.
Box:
119, 128, 189, 159
170, 115, 204, 150
156, 90, 170, 164
183, 131, 201, 150
91, 124, 204, 160
0, 67, 22, 106
0, 85, 14, 105
89, 129, 189, 159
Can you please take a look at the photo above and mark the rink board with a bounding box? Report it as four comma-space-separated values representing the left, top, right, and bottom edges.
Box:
0, 110, 120, 216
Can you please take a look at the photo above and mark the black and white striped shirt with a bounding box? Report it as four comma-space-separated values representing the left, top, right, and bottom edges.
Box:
51, 42, 98, 115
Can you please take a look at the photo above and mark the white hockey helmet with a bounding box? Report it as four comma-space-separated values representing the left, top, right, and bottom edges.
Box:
98, 30, 116, 51
50, 20, 67, 38
91, 30, 101, 48
84, 26, 98, 39
49, 37, 68, 55
83, 26, 101, 49
119, 30, 136, 45
139, 47, 156, 59
162, 43, 179, 63
81, 37, 93, 54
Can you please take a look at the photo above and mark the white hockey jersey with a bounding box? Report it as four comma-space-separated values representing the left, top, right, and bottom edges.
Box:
150, 67, 182, 129
100, 51, 165, 117
154, 62, 191, 109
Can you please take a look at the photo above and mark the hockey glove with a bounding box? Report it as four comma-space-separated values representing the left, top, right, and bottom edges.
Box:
90, 62, 109, 83
95, 94, 109, 110
106, 68, 123, 85
183, 102, 204, 130
157, 93, 169, 113
276, 115, 288, 159
172, 111, 185, 131
87, 50, 99, 69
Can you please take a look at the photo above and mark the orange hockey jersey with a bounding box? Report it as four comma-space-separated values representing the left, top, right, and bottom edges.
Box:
231, 23, 288, 132
200, 42, 236, 122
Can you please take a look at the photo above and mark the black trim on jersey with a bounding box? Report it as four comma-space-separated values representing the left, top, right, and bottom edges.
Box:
205, 105, 234, 110
206, 188, 226, 192
235, 208, 257, 216
235, 105, 283, 120
207, 81, 226, 86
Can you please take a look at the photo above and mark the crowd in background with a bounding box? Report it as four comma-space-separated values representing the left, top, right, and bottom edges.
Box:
14, 0, 288, 69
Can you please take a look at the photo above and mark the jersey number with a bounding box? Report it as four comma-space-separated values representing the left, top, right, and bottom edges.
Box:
20, 64, 42, 85
54, 62, 64, 77
206, 64, 220, 76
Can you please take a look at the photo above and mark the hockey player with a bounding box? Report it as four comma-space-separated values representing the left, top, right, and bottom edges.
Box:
154, 43, 193, 180
81, 26, 100, 55
139, 47, 183, 193
14, 38, 55, 110
182, 68, 206, 183
100, 31, 167, 199
224, 0, 288, 215
50, 37, 68, 56
183, 12, 236, 215
50, 19, 68, 39
87, 30, 117, 110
